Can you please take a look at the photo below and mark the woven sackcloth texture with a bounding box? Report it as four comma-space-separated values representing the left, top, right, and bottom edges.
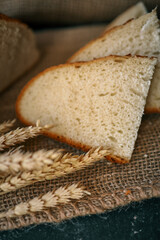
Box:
0, 0, 160, 25
0, 25, 160, 231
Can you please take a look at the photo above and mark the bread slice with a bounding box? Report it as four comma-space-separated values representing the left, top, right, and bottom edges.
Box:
105, 2, 147, 31
67, 10, 160, 113
16, 55, 157, 163
0, 14, 39, 92
145, 62, 160, 112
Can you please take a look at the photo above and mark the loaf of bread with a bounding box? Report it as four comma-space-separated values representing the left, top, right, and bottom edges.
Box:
16, 56, 157, 163
0, 14, 39, 92
68, 10, 160, 113
105, 2, 147, 30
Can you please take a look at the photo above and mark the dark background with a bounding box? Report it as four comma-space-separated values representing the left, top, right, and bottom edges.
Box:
0, 198, 160, 240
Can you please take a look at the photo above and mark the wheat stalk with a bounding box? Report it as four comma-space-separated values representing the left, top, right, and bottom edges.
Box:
0, 119, 16, 134
0, 148, 64, 175
0, 147, 111, 194
0, 184, 90, 219
0, 124, 50, 151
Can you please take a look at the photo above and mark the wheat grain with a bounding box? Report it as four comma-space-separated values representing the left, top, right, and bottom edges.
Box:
0, 119, 16, 134
0, 148, 64, 175
0, 184, 90, 219
0, 125, 47, 151
0, 147, 111, 194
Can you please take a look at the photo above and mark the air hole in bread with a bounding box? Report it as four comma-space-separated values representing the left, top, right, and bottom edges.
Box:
129, 37, 133, 42
144, 51, 150, 55
99, 92, 109, 97
108, 136, 117, 143
130, 88, 142, 97
139, 71, 144, 75
111, 92, 116, 96
153, 52, 159, 55
118, 130, 123, 134
76, 118, 81, 123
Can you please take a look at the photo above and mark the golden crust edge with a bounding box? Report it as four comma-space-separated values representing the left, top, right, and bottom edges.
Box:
145, 107, 160, 113
15, 110, 130, 165
0, 13, 30, 28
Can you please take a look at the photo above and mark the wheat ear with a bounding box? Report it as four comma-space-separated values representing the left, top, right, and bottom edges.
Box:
0, 147, 111, 194
0, 148, 64, 175
0, 119, 16, 134
0, 184, 90, 219
0, 125, 49, 151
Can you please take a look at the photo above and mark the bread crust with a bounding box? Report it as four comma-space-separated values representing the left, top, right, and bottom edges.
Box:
0, 13, 27, 27
16, 55, 152, 165
16, 111, 129, 164
145, 107, 160, 113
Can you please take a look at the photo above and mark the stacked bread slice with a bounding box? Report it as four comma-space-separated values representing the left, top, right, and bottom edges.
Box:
0, 14, 39, 92
68, 10, 160, 113
16, 8, 159, 163
105, 2, 147, 30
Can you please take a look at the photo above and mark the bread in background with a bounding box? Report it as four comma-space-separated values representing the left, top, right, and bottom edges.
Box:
68, 10, 160, 113
105, 2, 147, 31
0, 14, 39, 92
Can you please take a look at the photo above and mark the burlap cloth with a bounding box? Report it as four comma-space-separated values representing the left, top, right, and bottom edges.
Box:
0, 25, 160, 231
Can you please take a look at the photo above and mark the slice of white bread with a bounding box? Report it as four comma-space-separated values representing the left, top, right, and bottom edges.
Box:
16, 56, 157, 163
105, 2, 147, 31
68, 11, 160, 113
0, 14, 39, 92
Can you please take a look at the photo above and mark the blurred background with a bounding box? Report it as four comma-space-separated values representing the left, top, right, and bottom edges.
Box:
0, 0, 160, 28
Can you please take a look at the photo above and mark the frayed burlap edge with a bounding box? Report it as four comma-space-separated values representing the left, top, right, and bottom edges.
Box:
0, 182, 159, 231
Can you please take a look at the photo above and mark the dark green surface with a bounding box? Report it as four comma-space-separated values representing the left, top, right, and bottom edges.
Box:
0, 198, 159, 240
